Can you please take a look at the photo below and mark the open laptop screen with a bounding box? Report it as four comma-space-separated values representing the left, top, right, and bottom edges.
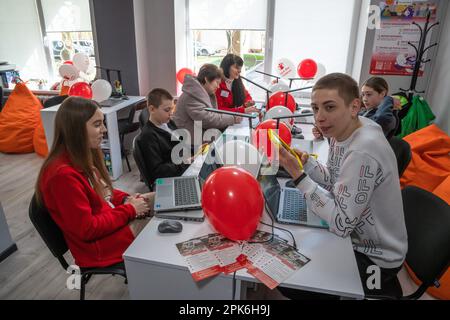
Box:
198, 143, 222, 186
258, 173, 281, 219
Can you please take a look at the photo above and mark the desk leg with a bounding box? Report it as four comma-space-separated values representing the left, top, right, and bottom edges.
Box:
105, 112, 122, 180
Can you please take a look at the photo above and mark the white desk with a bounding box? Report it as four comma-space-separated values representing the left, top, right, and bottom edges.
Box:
41, 96, 145, 180
123, 121, 364, 300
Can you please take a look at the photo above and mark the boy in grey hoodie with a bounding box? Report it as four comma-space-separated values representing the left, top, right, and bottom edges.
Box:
173, 64, 241, 147
279, 73, 407, 298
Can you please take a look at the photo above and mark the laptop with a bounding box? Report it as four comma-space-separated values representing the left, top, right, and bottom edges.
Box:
99, 98, 124, 108
258, 163, 329, 229
153, 143, 222, 221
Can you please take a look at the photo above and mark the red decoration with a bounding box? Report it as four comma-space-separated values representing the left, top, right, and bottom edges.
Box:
202, 167, 264, 241
297, 59, 318, 79
176, 68, 194, 84
68, 82, 93, 99
63, 60, 74, 65
254, 119, 292, 159
267, 91, 296, 113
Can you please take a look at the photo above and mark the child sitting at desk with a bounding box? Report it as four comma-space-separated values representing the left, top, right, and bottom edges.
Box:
279, 73, 407, 299
313, 76, 397, 139
140, 88, 191, 186
36, 97, 153, 268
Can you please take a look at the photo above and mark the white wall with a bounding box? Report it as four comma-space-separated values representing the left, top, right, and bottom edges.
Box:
0, 0, 49, 81
133, 0, 151, 96
427, 1, 450, 134
133, 0, 177, 96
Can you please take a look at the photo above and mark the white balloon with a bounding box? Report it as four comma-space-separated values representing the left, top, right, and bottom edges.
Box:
58, 64, 79, 81
264, 105, 294, 128
91, 79, 112, 102
217, 140, 262, 178
275, 58, 297, 79
314, 63, 327, 81
269, 81, 290, 93
73, 52, 90, 73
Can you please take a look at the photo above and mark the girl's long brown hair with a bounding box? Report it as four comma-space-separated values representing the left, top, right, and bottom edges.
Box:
35, 97, 112, 205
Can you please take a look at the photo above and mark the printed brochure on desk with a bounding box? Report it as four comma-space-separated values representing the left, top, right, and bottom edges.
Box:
176, 231, 310, 288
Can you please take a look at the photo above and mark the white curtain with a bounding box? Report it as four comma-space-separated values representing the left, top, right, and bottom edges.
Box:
272, 0, 356, 75
189, 0, 268, 30
41, 0, 92, 32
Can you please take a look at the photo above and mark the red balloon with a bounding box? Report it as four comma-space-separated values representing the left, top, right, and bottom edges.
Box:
254, 119, 292, 159
267, 91, 296, 113
202, 167, 264, 241
176, 68, 194, 84
297, 59, 318, 79
63, 60, 73, 65
68, 82, 93, 99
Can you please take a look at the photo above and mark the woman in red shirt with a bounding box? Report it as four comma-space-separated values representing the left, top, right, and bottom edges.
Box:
216, 54, 259, 114
35, 97, 152, 268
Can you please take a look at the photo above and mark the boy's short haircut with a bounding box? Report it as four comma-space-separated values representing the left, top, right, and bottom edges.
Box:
312, 73, 360, 105
147, 88, 173, 108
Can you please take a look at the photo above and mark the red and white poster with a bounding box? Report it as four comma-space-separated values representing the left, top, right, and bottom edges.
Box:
370, 1, 438, 76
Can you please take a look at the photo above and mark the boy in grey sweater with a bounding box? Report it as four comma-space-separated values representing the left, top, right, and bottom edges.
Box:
279, 73, 407, 298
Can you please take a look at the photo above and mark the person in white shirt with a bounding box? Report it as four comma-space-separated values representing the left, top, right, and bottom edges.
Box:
279, 73, 407, 299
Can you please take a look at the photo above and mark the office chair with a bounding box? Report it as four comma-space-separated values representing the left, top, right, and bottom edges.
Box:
386, 109, 400, 140
388, 136, 412, 177
366, 186, 450, 300
43, 95, 68, 109
118, 103, 140, 172
132, 134, 153, 190
139, 107, 149, 128
28, 194, 127, 300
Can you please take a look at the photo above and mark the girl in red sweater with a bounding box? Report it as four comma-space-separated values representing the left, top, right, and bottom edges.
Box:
216, 54, 260, 114
35, 97, 152, 268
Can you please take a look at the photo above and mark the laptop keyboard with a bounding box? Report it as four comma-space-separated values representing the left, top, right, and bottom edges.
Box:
174, 178, 199, 206
281, 189, 307, 222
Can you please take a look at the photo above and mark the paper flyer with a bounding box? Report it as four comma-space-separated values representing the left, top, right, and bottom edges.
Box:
201, 234, 245, 274
176, 236, 222, 282
176, 230, 310, 289
370, 1, 438, 76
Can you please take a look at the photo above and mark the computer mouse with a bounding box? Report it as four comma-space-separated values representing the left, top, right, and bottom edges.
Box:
158, 220, 183, 234
301, 109, 313, 114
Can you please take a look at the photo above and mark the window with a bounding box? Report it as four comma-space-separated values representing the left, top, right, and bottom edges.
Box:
40, 0, 96, 82
272, 0, 357, 79
180, 0, 268, 100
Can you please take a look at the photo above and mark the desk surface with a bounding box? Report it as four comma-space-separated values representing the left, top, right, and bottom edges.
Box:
123, 121, 364, 299
40, 96, 145, 115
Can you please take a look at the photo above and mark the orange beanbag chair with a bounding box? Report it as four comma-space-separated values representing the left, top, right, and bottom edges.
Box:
33, 119, 48, 157
0, 83, 43, 153
400, 124, 450, 300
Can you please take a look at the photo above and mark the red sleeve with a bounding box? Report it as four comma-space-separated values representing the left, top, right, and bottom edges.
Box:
111, 189, 129, 207
47, 172, 136, 242
216, 85, 246, 113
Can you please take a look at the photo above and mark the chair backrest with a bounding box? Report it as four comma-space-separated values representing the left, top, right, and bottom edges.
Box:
139, 107, 149, 128
387, 109, 400, 139
388, 136, 411, 177
29, 194, 69, 270
132, 134, 152, 189
402, 186, 450, 287
43, 95, 68, 109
